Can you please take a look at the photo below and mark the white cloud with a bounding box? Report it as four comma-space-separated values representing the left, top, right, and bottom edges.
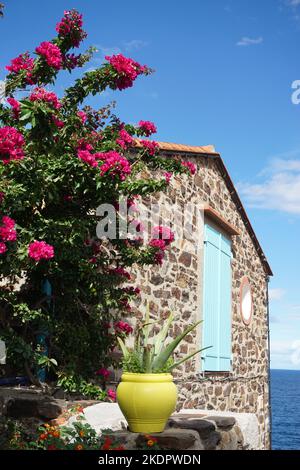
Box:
238, 155, 300, 214
95, 45, 122, 57
287, 0, 300, 6
123, 39, 149, 51
236, 36, 263, 46
291, 340, 300, 364
271, 339, 300, 366
271, 339, 293, 355
269, 288, 286, 301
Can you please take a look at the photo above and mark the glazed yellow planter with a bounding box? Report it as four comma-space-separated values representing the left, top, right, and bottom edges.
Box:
117, 373, 177, 433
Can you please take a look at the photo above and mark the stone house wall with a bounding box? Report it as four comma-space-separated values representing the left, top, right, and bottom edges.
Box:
129, 150, 271, 450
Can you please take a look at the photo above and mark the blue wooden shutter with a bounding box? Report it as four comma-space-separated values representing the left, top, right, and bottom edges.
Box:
202, 224, 232, 371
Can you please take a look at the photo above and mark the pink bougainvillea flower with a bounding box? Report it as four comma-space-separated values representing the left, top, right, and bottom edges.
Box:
151, 226, 175, 246
7, 97, 21, 119
105, 54, 147, 90
28, 241, 54, 261
109, 266, 131, 280
56, 10, 87, 47
140, 139, 159, 156
35, 41, 62, 70
0, 242, 7, 254
52, 116, 64, 128
114, 321, 133, 335
6, 52, 35, 82
149, 239, 166, 250
116, 129, 134, 149
123, 286, 140, 296
97, 151, 131, 181
181, 161, 196, 175
0, 127, 25, 164
77, 149, 98, 167
77, 138, 94, 152
95, 368, 110, 379
77, 110, 87, 124
138, 120, 157, 137
63, 53, 81, 70
154, 251, 164, 265
29, 87, 61, 110
164, 172, 172, 184
0, 216, 17, 242
107, 389, 117, 401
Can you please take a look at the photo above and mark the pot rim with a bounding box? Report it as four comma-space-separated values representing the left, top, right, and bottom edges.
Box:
120, 372, 174, 383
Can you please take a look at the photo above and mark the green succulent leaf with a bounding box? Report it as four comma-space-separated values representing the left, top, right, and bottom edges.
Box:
152, 320, 203, 372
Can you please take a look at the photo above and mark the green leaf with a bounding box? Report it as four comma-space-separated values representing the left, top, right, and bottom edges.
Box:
19, 111, 32, 121
117, 337, 129, 359
152, 320, 203, 372
167, 346, 212, 371
153, 312, 174, 357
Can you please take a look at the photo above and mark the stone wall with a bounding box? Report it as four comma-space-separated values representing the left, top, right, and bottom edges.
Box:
129, 152, 271, 450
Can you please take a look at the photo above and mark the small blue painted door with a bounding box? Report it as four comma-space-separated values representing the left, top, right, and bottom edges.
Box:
202, 223, 232, 371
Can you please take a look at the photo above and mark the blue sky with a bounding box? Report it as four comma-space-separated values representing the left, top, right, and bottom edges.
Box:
1, 0, 300, 369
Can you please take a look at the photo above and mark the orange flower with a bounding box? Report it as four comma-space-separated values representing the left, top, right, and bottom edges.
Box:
75, 444, 83, 450
39, 433, 48, 440
147, 439, 155, 447
79, 430, 85, 437
52, 430, 60, 438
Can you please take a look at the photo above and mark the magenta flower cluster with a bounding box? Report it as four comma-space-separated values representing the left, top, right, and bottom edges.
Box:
77, 149, 99, 168
99, 152, 131, 181
140, 139, 159, 156
56, 10, 87, 47
116, 129, 134, 149
35, 41, 62, 70
138, 120, 157, 136
0, 216, 17, 255
107, 389, 116, 401
114, 321, 133, 335
5, 52, 35, 84
0, 126, 25, 164
105, 54, 146, 90
63, 52, 81, 70
77, 110, 87, 124
109, 267, 131, 280
149, 226, 175, 265
95, 367, 110, 379
28, 241, 54, 261
29, 87, 61, 110
7, 97, 21, 119
77, 148, 131, 181
182, 161, 196, 175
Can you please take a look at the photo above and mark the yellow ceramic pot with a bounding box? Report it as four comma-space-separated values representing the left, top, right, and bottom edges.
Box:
117, 373, 178, 433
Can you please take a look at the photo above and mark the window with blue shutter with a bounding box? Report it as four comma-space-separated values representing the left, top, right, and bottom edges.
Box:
202, 223, 232, 372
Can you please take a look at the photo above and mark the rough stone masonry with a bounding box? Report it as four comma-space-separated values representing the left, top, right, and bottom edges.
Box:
127, 144, 271, 450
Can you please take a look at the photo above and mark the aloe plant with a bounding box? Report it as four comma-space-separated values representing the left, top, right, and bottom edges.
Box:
117, 307, 210, 374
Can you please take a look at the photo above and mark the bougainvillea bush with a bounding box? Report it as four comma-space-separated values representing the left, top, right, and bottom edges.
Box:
0, 10, 195, 396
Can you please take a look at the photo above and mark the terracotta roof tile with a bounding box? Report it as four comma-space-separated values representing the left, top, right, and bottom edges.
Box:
134, 140, 218, 155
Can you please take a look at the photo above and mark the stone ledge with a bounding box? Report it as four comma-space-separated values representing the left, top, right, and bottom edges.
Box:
99, 414, 244, 451
0, 390, 257, 450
